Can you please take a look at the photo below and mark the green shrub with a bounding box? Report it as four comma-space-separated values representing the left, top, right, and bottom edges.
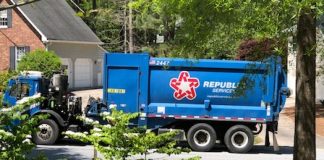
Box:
0, 71, 17, 106
66, 108, 189, 160
17, 49, 61, 78
0, 71, 16, 92
0, 70, 46, 159
0, 96, 46, 159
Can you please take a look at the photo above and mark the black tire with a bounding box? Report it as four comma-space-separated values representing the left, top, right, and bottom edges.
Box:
32, 119, 59, 145
187, 123, 216, 152
224, 125, 254, 153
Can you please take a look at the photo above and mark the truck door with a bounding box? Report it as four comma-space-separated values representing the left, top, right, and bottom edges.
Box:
107, 68, 139, 113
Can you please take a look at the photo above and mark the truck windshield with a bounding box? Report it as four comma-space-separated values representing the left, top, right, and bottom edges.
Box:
9, 83, 30, 99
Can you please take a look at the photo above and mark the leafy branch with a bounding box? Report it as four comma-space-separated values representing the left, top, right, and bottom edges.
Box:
66, 108, 189, 160
0, 96, 46, 159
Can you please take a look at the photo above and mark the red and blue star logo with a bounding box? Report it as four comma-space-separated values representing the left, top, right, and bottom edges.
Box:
170, 71, 200, 100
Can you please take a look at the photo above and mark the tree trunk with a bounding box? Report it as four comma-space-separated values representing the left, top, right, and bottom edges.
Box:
128, 0, 134, 53
123, 0, 127, 53
293, 7, 316, 160
92, 0, 97, 9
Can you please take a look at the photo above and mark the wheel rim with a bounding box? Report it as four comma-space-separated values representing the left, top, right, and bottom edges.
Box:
193, 129, 211, 147
231, 131, 249, 149
38, 124, 53, 141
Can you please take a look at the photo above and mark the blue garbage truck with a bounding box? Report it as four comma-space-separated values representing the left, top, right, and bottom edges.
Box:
2, 53, 289, 153
101, 53, 289, 153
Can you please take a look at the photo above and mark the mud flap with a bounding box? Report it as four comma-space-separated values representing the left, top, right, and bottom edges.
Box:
265, 124, 270, 147
265, 122, 279, 151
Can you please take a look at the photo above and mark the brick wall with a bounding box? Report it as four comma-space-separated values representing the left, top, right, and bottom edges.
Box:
0, 0, 45, 70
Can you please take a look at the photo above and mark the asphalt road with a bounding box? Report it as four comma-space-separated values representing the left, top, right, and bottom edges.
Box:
31, 139, 324, 160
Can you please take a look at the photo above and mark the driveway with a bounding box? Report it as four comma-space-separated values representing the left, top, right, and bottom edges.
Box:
72, 89, 102, 109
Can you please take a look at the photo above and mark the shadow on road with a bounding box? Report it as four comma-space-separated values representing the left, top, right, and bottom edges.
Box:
249, 145, 293, 154
207, 145, 293, 155
177, 142, 293, 155
31, 148, 88, 160
55, 138, 90, 146
29, 139, 92, 160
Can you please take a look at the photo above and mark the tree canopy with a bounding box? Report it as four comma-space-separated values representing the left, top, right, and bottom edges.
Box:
132, 0, 322, 57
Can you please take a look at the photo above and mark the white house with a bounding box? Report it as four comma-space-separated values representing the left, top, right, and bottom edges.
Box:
0, 0, 105, 89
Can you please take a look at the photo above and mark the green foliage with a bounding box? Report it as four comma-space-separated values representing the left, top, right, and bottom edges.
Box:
92, 8, 123, 51
0, 71, 17, 105
0, 67, 47, 159
0, 71, 15, 93
71, 0, 324, 58
17, 49, 61, 78
132, 0, 323, 58
0, 96, 46, 159
75, 1, 125, 52
66, 108, 189, 160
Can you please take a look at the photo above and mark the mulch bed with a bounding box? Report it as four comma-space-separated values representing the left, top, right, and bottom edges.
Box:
282, 104, 324, 136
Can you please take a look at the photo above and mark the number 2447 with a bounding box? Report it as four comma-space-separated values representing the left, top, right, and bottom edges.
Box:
156, 60, 170, 66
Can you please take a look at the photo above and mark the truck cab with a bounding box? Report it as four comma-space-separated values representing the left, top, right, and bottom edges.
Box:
2, 71, 83, 145
3, 72, 41, 107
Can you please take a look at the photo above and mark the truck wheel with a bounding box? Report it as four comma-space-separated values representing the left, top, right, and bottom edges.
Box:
187, 123, 216, 152
32, 119, 59, 145
224, 125, 254, 153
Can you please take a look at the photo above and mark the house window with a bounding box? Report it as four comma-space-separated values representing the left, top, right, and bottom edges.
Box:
0, 10, 8, 28
16, 47, 27, 61
9, 46, 30, 70
15, 46, 29, 69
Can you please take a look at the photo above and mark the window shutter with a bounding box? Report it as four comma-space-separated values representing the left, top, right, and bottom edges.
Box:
25, 46, 30, 53
7, 9, 12, 28
9, 46, 16, 70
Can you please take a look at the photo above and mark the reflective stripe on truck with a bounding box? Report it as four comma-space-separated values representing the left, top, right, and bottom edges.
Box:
147, 114, 266, 122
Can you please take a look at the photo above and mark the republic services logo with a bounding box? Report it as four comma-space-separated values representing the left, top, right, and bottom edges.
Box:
170, 71, 200, 100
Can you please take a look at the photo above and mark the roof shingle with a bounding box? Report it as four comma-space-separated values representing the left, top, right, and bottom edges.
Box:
14, 0, 102, 44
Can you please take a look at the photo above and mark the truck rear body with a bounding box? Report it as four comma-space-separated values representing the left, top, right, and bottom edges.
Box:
103, 53, 288, 129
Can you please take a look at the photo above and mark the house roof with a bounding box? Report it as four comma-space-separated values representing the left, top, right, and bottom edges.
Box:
13, 0, 102, 44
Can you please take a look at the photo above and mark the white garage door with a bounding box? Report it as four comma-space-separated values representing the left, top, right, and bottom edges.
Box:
75, 59, 92, 88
